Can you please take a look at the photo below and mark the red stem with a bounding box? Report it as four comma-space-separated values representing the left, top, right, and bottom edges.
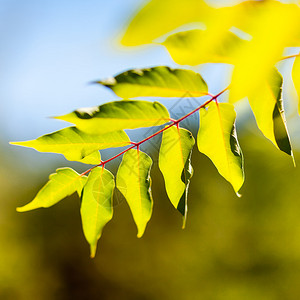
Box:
80, 87, 228, 176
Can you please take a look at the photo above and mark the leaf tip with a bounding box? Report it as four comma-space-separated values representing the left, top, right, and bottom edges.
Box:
291, 151, 296, 167
48, 114, 69, 121
137, 228, 145, 238
182, 214, 187, 229
49, 115, 60, 120
88, 80, 100, 85
9, 141, 29, 147
16, 206, 28, 212
236, 192, 242, 198
16, 201, 40, 212
90, 244, 97, 258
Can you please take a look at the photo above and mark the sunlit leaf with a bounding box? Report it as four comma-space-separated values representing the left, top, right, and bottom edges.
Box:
10, 127, 130, 164
162, 29, 245, 66
55, 100, 170, 135
121, 0, 213, 46
116, 149, 153, 237
292, 55, 300, 114
123, 0, 300, 104
97, 66, 208, 98
197, 102, 244, 194
17, 168, 87, 212
229, 2, 300, 102
159, 126, 194, 227
80, 167, 114, 258
248, 69, 293, 157
121, 0, 279, 47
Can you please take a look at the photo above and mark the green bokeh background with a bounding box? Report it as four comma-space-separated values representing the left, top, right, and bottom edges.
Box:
2, 0, 300, 299
1, 127, 300, 300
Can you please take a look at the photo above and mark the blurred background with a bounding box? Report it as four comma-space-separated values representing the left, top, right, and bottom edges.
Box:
2, 0, 300, 299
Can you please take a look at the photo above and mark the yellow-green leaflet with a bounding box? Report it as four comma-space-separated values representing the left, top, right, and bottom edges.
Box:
292, 55, 300, 114
159, 126, 194, 228
10, 127, 130, 164
55, 100, 170, 135
197, 102, 244, 194
121, 0, 213, 46
247, 69, 292, 157
17, 168, 87, 212
229, 2, 300, 103
162, 29, 245, 66
97, 66, 208, 98
121, 0, 295, 47
80, 167, 114, 258
116, 149, 153, 238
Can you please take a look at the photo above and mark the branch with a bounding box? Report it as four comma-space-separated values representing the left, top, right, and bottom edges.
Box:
80, 87, 229, 176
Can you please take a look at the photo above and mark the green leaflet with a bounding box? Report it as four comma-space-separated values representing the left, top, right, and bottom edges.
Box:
116, 149, 153, 238
10, 127, 131, 164
159, 126, 194, 228
162, 29, 245, 66
121, 0, 214, 46
120, 0, 283, 47
55, 100, 170, 135
292, 55, 300, 114
97, 66, 208, 98
197, 102, 244, 194
80, 167, 115, 258
247, 69, 292, 157
17, 168, 87, 212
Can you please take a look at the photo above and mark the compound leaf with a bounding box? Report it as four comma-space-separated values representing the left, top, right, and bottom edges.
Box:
116, 149, 153, 238
80, 167, 115, 258
17, 168, 87, 212
11, 127, 131, 164
248, 68, 293, 157
197, 102, 244, 194
55, 100, 170, 135
159, 126, 194, 228
97, 66, 208, 98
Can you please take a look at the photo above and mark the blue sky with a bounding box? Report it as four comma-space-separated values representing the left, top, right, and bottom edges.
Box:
1, 0, 237, 143
1, 0, 299, 150
0, 0, 173, 141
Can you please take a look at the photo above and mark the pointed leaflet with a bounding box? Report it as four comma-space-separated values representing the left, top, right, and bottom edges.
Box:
97, 67, 208, 98
55, 100, 170, 135
116, 149, 153, 238
159, 126, 194, 227
247, 69, 292, 156
17, 168, 87, 212
292, 55, 300, 114
80, 167, 114, 258
162, 29, 245, 66
197, 102, 244, 194
11, 127, 130, 164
